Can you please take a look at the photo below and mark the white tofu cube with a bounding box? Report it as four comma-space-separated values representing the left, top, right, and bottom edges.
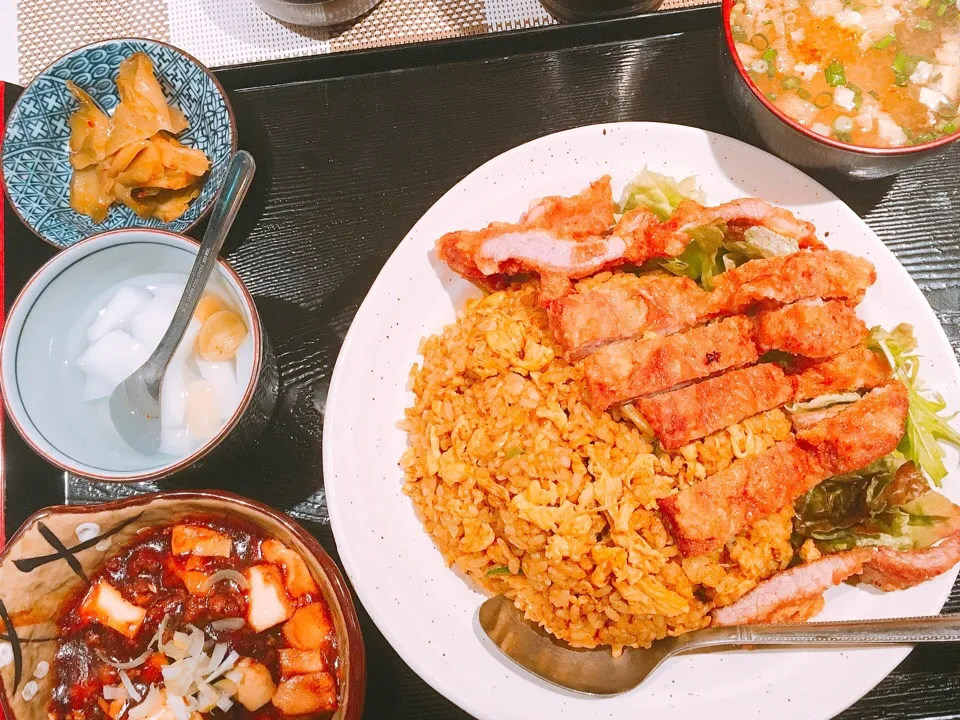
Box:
833, 86, 856, 111
910, 60, 934, 85
811, 122, 832, 136
877, 112, 908, 146
919, 86, 945, 110
245, 565, 294, 632
81, 580, 146, 639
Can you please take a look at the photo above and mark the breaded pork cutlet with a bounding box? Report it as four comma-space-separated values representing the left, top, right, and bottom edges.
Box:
659, 383, 909, 557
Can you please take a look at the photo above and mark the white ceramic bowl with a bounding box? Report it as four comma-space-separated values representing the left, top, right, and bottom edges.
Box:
0, 229, 278, 482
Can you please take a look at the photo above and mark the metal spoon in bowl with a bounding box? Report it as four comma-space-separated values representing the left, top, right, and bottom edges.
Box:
109, 151, 256, 455
478, 594, 960, 696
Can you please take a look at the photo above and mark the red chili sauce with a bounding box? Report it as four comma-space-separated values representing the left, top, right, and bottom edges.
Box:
49, 516, 340, 720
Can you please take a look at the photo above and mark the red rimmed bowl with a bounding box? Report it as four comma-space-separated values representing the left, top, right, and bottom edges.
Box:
0, 228, 279, 483
0, 490, 365, 720
719, 0, 960, 180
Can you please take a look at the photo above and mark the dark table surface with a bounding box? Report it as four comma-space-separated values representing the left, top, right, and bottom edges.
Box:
4, 9, 960, 718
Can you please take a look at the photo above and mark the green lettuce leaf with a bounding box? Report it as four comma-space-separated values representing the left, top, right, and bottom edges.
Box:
867, 324, 960, 486
793, 457, 960, 553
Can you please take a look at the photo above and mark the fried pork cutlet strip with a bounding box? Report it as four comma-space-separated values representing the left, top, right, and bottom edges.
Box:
435, 177, 618, 288
713, 551, 864, 626
712, 531, 960, 625
797, 381, 909, 475
636, 364, 794, 449
791, 346, 892, 401
709, 250, 877, 315
659, 439, 823, 557
659, 383, 909, 557
436, 179, 820, 288
584, 316, 759, 412
637, 345, 891, 448
546, 273, 712, 361
546, 249, 872, 360
754, 300, 868, 359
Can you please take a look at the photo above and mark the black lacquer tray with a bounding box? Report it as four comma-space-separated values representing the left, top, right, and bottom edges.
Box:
4, 7, 960, 718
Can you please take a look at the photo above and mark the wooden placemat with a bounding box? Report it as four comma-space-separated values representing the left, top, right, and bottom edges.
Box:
18, 0, 718, 84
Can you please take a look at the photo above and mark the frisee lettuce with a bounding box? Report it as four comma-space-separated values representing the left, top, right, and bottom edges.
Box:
867, 324, 960, 486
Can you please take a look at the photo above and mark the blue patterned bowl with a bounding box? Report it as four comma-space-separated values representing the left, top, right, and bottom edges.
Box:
1, 39, 236, 249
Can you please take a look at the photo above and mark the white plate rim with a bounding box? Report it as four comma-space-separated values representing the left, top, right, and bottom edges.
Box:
323, 121, 960, 720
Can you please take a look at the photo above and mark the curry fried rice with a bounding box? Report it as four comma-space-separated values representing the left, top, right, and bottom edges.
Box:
400, 279, 796, 653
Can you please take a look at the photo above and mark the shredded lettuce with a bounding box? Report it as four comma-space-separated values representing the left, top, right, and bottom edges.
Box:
868, 324, 960, 487
793, 458, 960, 552
658, 224, 727, 290
619, 166, 705, 220
724, 225, 800, 259
784, 392, 861, 414
620, 167, 799, 289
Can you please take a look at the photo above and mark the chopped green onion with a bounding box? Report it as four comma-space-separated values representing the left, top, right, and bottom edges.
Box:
813, 91, 833, 109
893, 51, 919, 87
765, 91, 778, 101
917, 19, 935, 30
846, 82, 864, 109
504, 447, 524, 459
732, 24, 748, 42
874, 34, 896, 50
943, 121, 959, 135
834, 131, 853, 143
781, 76, 801, 90
937, 1, 949, 16
868, 89, 881, 100
796, 87, 812, 100
762, 47, 778, 78
751, 32, 770, 50
919, 0, 932, 7
486, 566, 514, 577
825, 60, 846, 87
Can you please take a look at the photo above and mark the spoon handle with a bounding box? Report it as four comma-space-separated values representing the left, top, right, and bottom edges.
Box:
141, 151, 256, 391
690, 614, 960, 650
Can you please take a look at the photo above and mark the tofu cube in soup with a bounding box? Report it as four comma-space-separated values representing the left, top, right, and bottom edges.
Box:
279, 648, 328, 675
283, 602, 334, 650
171, 524, 232, 557
262, 539, 320, 598
80, 579, 146, 639
245, 564, 294, 631
234, 657, 277, 712
272, 671, 338, 715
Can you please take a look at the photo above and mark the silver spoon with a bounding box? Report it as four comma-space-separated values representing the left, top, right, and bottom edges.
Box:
478, 594, 960, 696
109, 151, 256, 455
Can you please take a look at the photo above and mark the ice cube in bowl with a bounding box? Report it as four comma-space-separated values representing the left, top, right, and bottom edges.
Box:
0, 229, 279, 482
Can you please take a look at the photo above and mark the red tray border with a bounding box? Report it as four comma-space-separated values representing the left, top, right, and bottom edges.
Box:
1, 82, 8, 548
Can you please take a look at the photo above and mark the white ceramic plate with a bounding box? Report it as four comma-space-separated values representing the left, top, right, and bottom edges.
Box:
323, 122, 960, 720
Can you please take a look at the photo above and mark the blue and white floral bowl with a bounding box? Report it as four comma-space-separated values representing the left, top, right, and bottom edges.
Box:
1, 39, 236, 249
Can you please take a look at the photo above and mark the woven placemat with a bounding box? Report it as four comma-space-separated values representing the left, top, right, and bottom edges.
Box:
19, 0, 718, 86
